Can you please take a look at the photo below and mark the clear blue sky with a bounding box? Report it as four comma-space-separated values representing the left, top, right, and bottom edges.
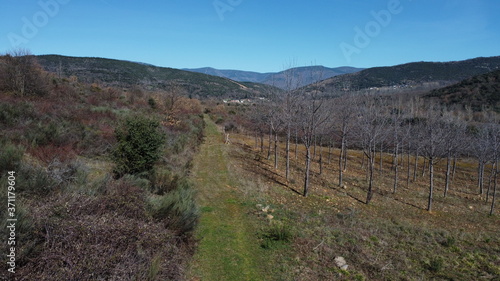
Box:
1, 0, 499, 72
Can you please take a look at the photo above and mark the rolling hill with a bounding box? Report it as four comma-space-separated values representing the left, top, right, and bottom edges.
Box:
309, 56, 500, 94
184, 65, 364, 89
37, 55, 279, 99
426, 69, 500, 112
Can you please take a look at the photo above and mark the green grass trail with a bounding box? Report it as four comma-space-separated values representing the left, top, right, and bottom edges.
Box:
188, 116, 265, 281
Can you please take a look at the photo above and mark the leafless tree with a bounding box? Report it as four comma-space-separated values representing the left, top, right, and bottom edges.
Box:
0, 49, 48, 96
297, 89, 328, 197
470, 124, 492, 195
354, 96, 388, 204
388, 100, 405, 194
331, 93, 356, 187
419, 108, 448, 211
441, 114, 467, 197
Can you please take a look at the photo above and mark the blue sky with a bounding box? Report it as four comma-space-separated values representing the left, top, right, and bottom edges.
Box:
1, 0, 499, 72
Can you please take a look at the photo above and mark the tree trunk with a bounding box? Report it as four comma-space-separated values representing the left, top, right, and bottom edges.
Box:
478, 162, 485, 195
428, 158, 434, 212
444, 155, 451, 198
328, 141, 332, 164
319, 140, 323, 175
267, 125, 272, 160
286, 126, 291, 181
303, 146, 311, 197
422, 157, 427, 177
490, 158, 498, 216
343, 141, 348, 172
274, 133, 279, 170
339, 138, 345, 187
379, 143, 383, 177
413, 151, 419, 181
295, 129, 298, 160
487, 162, 495, 203
260, 133, 264, 152
406, 150, 411, 188
313, 135, 317, 160
451, 156, 457, 181
367, 150, 375, 204
393, 143, 399, 194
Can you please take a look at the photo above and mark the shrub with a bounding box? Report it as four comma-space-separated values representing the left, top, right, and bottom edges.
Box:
260, 222, 293, 249
427, 256, 444, 273
16, 164, 56, 196
151, 168, 179, 195
150, 178, 199, 234
112, 116, 165, 177
0, 102, 35, 126
0, 142, 24, 174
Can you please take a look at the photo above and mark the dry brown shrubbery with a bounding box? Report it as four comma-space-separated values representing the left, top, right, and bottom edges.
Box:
15, 175, 195, 280
0, 59, 204, 280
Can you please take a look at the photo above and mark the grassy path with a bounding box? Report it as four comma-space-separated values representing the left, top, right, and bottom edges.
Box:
187, 116, 264, 281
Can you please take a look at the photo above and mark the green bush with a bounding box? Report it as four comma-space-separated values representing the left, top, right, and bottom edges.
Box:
0, 102, 34, 126
112, 116, 165, 177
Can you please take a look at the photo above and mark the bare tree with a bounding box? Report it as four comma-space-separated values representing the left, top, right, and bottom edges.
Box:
297, 90, 328, 197
441, 115, 466, 198
331, 94, 356, 187
354, 96, 388, 204
0, 49, 48, 96
388, 100, 404, 194
419, 109, 448, 212
470, 124, 492, 195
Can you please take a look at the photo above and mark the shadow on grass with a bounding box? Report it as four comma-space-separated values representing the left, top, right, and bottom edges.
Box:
231, 142, 304, 196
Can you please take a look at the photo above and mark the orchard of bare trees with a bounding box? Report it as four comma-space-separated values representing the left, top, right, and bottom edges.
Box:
244, 87, 499, 216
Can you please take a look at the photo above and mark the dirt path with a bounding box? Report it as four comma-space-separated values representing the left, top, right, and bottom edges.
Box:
187, 116, 264, 281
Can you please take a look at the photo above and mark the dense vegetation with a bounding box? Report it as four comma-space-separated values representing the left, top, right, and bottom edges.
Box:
37, 55, 279, 99
427, 69, 500, 112
0, 52, 204, 279
310, 56, 500, 93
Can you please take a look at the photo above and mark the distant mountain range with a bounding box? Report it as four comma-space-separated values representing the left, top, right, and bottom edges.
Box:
309, 56, 500, 94
183, 66, 364, 89
37, 55, 279, 99
37, 55, 500, 102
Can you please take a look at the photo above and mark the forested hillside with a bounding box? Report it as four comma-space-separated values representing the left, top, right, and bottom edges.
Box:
37, 55, 279, 99
310, 56, 500, 93
427, 69, 500, 112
